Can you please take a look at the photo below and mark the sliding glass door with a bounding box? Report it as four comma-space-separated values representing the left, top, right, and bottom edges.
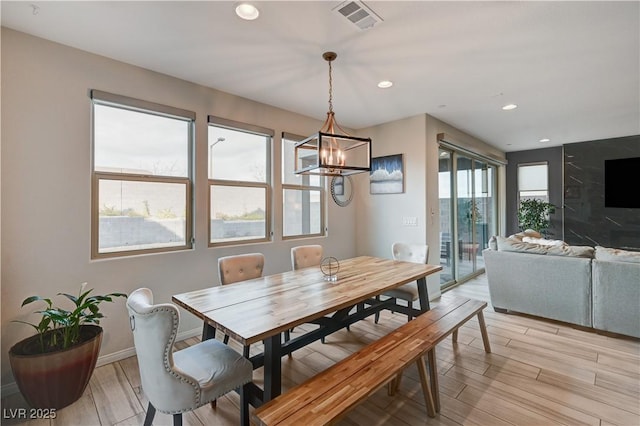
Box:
439, 148, 497, 289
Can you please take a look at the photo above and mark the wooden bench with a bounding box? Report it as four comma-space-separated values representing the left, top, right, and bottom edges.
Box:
252, 296, 491, 426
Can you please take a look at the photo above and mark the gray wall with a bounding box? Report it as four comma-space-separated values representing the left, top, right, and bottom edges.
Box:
505, 147, 563, 238
563, 135, 640, 249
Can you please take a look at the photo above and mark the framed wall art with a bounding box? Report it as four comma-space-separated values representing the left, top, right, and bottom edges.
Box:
370, 154, 404, 194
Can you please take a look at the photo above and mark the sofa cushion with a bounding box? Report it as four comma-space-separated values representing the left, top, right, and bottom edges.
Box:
546, 244, 594, 258
595, 246, 640, 263
495, 236, 548, 255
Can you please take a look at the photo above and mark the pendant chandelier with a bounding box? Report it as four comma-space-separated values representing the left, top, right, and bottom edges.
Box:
294, 52, 372, 176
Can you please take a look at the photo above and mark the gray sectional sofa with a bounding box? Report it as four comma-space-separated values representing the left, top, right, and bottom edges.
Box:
483, 232, 640, 338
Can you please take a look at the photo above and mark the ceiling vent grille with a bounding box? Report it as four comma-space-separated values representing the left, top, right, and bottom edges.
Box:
333, 1, 383, 31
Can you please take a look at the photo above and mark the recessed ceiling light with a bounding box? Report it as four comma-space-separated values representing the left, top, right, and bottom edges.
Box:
377, 80, 393, 89
235, 3, 259, 20
502, 104, 518, 111
539, 138, 550, 143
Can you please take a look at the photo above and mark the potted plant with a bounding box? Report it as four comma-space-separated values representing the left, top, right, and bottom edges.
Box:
9, 283, 126, 409
517, 198, 556, 236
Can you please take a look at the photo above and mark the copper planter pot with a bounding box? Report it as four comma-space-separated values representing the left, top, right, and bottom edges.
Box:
9, 325, 103, 409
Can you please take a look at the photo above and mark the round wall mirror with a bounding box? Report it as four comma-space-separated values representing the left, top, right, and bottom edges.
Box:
330, 176, 354, 207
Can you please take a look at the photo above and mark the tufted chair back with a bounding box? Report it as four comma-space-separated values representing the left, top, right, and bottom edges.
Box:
392, 242, 429, 264
126, 288, 200, 413
218, 253, 265, 285
291, 245, 324, 270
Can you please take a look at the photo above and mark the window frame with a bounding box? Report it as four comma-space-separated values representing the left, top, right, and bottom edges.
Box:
517, 161, 549, 203
281, 132, 325, 240
90, 90, 195, 259
208, 116, 273, 247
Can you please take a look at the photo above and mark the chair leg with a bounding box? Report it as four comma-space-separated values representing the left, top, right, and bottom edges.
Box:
243, 345, 250, 358
240, 382, 250, 426
407, 301, 413, 322
284, 329, 291, 342
173, 413, 183, 426
374, 296, 381, 324
223, 334, 230, 345
143, 402, 156, 426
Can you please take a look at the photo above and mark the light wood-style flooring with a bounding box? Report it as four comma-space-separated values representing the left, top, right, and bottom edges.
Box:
3, 274, 639, 425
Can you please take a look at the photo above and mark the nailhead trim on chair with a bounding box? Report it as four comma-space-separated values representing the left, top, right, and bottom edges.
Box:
141, 306, 201, 412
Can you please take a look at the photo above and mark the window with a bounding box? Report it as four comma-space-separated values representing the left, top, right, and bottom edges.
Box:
208, 116, 272, 246
517, 162, 549, 202
282, 133, 324, 238
91, 90, 194, 258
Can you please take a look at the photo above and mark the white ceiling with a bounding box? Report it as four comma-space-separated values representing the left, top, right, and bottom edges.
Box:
2, 1, 639, 152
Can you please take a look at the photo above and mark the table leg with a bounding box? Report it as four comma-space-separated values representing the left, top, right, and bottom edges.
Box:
417, 277, 430, 313
201, 323, 216, 341
263, 334, 282, 402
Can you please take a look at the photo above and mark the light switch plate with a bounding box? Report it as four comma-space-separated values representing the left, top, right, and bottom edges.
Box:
402, 216, 418, 226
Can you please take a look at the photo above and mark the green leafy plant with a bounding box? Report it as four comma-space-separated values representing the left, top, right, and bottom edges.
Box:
14, 283, 126, 354
518, 199, 556, 235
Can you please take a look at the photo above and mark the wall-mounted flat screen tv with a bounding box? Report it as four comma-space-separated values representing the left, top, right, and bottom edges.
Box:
604, 157, 640, 208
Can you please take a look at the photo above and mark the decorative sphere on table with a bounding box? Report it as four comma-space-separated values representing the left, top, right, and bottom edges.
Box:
320, 257, 340, 282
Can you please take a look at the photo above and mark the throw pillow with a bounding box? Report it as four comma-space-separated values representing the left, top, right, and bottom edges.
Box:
508, 229, 543, 241
495, 236, 548, 255
595, 246, 640, 264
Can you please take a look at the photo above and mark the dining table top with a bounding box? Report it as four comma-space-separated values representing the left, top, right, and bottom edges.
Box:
172, 255, 442, 346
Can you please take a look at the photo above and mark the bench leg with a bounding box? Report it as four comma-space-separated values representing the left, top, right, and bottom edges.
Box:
427, 349, 440, 412
387, 371, 403, 396
416, 356, 436, 418
477, 311, 492, 353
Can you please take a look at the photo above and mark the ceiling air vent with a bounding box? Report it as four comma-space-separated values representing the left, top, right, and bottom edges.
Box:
333, 1, 383, 31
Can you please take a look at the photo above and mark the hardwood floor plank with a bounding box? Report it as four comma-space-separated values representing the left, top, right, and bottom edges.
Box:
492, 324, 600, 362
381, 394, 463, 426
537, 369, 640, 415
446, 365, 600, 426
439, 338, 541, 379
89, 363, 144, 425
437, 393, 513, 426
469, 334, 597, 383
457, 385, 566, 425
52, 392, 100, 426
526, 328, 640, 365
595, 369, 640, 399
480, 364, 640, 424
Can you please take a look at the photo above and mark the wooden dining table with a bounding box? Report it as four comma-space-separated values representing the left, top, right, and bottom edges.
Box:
172, 255, 442, 406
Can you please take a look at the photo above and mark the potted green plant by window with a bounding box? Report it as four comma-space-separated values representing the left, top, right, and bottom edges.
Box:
517, 199, 556, 236
9, 283, 126, 409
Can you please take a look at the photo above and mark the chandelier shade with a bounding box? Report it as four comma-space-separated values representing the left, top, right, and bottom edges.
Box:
295, 52, 372, 177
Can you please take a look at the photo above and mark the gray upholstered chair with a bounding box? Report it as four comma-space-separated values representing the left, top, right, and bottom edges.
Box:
375, 242, 429, 323
218, 253, 265, 357
127, 288, 253, 426
291, 245, 324, 270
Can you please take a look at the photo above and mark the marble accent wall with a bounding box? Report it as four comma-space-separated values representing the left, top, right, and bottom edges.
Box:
563, 135, 640, 250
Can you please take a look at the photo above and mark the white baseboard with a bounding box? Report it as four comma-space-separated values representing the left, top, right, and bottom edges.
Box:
1, 327, 201, 398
